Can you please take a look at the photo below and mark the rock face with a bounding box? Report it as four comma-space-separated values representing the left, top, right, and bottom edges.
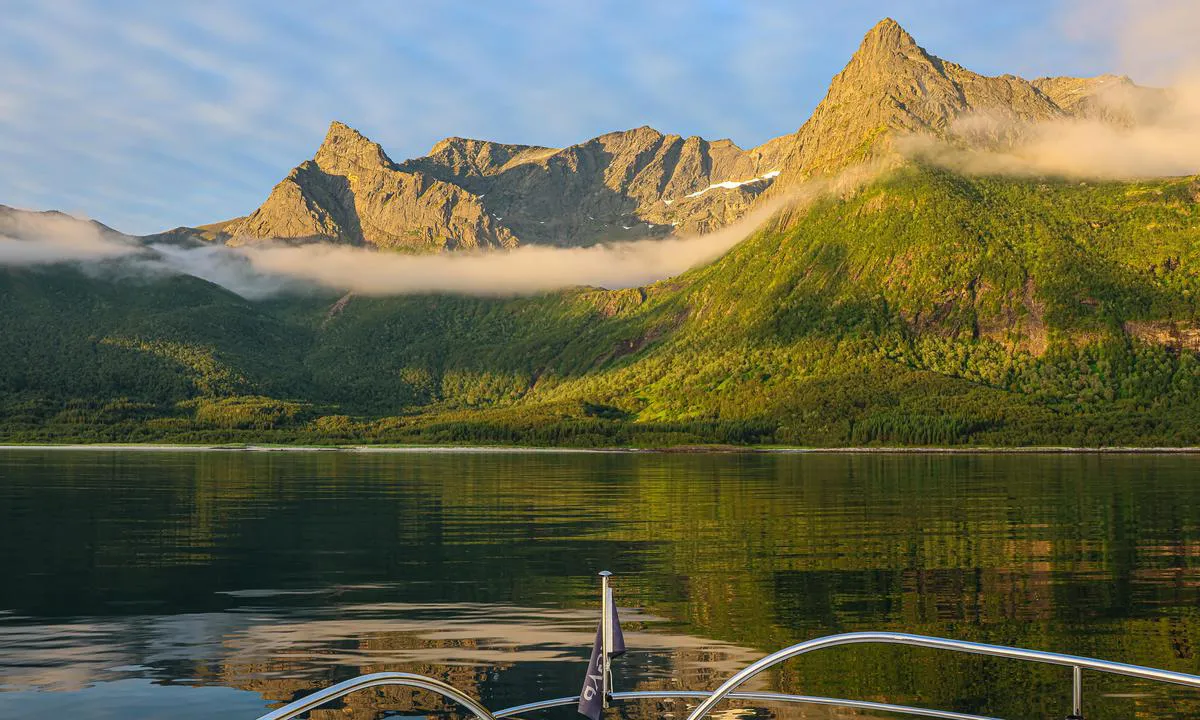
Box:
206, 18, 1158, 251
401, 127, 778, 244
225, 122, 784, 250
225, 122, 516, 251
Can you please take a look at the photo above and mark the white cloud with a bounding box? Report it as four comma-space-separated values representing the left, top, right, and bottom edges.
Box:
0, 212, 135, 265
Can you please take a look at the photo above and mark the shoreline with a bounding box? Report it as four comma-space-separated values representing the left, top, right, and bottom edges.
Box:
1, 443, 1199, 454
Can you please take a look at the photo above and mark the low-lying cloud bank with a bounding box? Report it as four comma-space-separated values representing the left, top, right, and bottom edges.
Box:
0, 170, 865, 299
0, 211, 137, 265
233, 202, 778, 297
0, 207, 781, 299
899, 82, 1200, 180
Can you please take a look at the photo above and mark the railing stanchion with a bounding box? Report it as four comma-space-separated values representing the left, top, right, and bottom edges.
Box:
599, 570, 613, 709
1067, 665, 1084, 720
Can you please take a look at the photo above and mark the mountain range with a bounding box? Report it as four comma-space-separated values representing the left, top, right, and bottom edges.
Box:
150, 19, 1160, 252
2, 18, 1198, 448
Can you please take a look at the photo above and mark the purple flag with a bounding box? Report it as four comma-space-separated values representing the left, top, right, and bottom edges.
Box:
577, 592, 625, 720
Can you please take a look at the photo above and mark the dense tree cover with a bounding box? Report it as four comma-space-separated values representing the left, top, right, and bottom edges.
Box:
2, 164, 1199, 446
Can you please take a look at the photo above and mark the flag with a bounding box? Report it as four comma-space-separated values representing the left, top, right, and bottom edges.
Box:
577, 589, 625, 720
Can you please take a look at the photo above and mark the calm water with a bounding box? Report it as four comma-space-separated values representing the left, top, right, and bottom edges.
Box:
0, 450, 1198, 720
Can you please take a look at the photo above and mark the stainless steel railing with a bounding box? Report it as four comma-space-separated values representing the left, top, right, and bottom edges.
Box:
496, 689, 1000, 720
254, 671, 498, 720
254, 631, 1200, 720
682, 631, 1200, 720
257, 680, 1000, 720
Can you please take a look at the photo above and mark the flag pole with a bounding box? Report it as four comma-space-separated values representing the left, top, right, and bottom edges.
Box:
599, 570, 612, 709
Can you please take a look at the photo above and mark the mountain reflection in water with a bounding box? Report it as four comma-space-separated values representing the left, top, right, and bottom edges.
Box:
0, 598, 772, 720
0, 450, 1197, 719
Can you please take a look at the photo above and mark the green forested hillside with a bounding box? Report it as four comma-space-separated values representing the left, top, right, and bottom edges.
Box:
3, 164, 1199, 446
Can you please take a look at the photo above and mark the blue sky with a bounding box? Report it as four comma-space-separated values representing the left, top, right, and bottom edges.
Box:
0, 0, 1155, 234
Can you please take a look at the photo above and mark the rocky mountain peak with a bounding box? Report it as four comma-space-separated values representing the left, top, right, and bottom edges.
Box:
428, 136, 471, 155
838, 17, 943, 92
856, 17, 921, 59
314, 121, 393, 175
754, 17, 1113, 180
594, 125, 667, 147
417, 136, 552, 178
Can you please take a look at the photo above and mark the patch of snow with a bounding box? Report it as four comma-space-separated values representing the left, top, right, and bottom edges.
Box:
683, 170, 783, 199
622, 225, 633, 230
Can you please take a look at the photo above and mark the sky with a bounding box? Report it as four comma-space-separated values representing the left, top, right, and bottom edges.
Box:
0, 0, 1169, 235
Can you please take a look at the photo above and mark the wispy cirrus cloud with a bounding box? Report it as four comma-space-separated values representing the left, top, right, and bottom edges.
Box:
1, 1, 1118, 234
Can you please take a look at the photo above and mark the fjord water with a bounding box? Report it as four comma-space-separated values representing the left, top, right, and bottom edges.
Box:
0, 451, 1197, 719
